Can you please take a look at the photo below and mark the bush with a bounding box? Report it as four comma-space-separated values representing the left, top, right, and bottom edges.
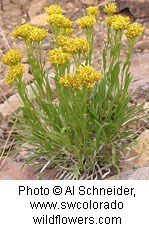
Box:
2, 3, 145, 179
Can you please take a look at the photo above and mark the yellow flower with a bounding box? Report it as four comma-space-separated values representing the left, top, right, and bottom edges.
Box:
56, 35, 68, 46
12, 23, 32, 39
104, 2, 117, 15
86, 6, 99, 16
48, 48, 71, 65
4, 64, 24, 85
2, 49, 22, 66
61, 27, 74, 36
60, 66, 101, 89
125, 23, 144, 39
45, 4, 63, 15
12, 24, 48, 42
76, 66, 101, 88
28, 27, 48, 42
77, 16, 96, 29
56, 36, 89, 54
111, 15, 130, 30
60, 74, 81, 89
106, 15, 116, 26
46, 14, 72, 28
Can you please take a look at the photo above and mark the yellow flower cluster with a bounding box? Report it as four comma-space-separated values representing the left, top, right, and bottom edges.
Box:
60, 66, 101, 89
45, 4, 63, 15
48, 48, 71, 65
2, 49, 22, 66
77, 16, 96, 29
111, 15, 130, 30
104, 2, 117, 15
61, 28, 74, 36
56, 36, 89, 54
106, 15, 116, 26
4, 64, 24, 85
125, 23, 144, 39
2, 49, 24, 85
27, 27, 48, 43
86, 6, 99, 16
60, 74, 81, 89
12, 23, 48, 42
46, 14, 72, 28
76, 66, 101, 88
12, 23, 32, 39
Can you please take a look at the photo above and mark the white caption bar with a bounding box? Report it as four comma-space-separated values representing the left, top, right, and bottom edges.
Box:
0, 181, 148, 231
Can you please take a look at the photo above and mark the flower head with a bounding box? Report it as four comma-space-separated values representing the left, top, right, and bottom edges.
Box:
111, 15, 130, 30
56, 36, 89, 54
76, 66, 101, 88
48, 48, 71, 65
12, 24, 48, 43
77, 16, 96, 29
28, 27, 48, 42
61, 27, 74, 36
125, 23, 144, 39
46, 14, 72, 28
60, 66, 101, 89
106, 15, 116, 26
86, 6, 99, 16
45, 4, 63, 15
60, 74, 81, 89
12, 23, 32, 39
104, 2, 117, 15
4, 64, 24, 85
2, 49, 22, 66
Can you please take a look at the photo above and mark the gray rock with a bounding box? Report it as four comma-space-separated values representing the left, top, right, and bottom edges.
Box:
108, 167, 149, 180
134, 40, 149, 53
0, 157, 37, 180
80, 0, 98, 6
0, 157, 57, 180
130, 52, 149, 90
116, 0, 149, 19
28, 0, 48, 19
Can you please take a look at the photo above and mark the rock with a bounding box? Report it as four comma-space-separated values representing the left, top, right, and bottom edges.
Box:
0, 80, 13, 103
0, 93, 21, 118
0, 78, 55, 118
132, 130, 149, 167
0, 157, 37, 180
144, 22, 149, 37
108, 167, 149, 180
19, 0, 29, 6
65, 2, 74, 10
23, 63, 33, 83
144, 102, 149, 112
116, 0, 149, 19
0, 112, 4, 126
134, 40, 149, 53
28, 0, 48, 19
80, 0, 98, 6
144, 22, 149, 30
0, 157, 57, 180
20, 0, 31, 11
16, 143, 35, 161
8, 8, 22, 17
130, 53, 149, 90
131, 82, 149, 99
98, 0, 111, 12
145, 29, 149, 37
120, 130, 149, 171
30, 13, 48, 27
